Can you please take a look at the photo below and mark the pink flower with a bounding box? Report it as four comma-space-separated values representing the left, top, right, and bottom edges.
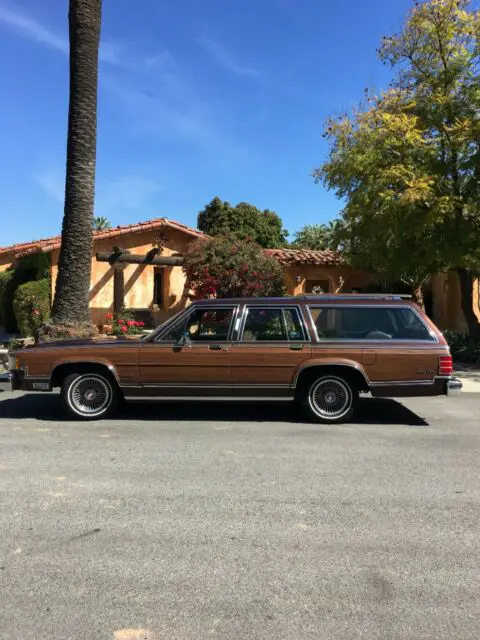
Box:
127, 320, 135, 326
32, 309, 40, 316
118, 319, 125, 325
121, 325, 128, 333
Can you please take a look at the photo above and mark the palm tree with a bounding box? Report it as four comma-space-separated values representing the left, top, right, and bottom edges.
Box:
41, 0, 102, 340
93, 216, 111, 231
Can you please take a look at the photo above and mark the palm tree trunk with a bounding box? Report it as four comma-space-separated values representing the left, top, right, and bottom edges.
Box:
50, 0, 102, 332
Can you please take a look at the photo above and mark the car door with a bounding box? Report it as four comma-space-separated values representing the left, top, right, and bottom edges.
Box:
230, 305, 311, 397
138, 305, 238, 396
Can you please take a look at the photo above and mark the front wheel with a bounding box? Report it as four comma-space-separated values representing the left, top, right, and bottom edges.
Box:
61, 372, 119, 420
301, 375, 356, 424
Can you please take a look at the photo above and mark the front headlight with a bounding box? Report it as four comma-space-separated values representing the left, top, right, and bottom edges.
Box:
7, 354, 20, 371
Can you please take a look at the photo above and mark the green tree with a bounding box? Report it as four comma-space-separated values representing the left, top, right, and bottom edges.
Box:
291, 221, 344, 251
314, 0, 480, 324
197, 197, 288, 248
183, 235, 285, 299
41, 0, 102, 340
92, 216, 111, 231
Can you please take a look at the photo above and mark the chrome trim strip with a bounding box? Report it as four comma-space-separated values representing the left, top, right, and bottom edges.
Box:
370, 376, 449, 387
306, 304, 438, 344
127, 383, 291, 389
369, 380, 434, 387
310, 344, 448, 350
292, 362, 370, 388
49, 360, 121, 385
124, 396, 294, 402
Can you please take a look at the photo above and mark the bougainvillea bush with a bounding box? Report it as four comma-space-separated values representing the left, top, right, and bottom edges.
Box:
183, 235, 285, 299
104, 311, 145, 336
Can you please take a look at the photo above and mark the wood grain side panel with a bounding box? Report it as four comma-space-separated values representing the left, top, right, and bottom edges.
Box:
311, 344, 444, 383
20, 344, 139, 384
138, 344, 231, 385
230, 344, 312, 385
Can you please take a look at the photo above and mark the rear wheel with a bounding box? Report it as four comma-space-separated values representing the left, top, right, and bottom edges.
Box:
61, 372, 119, 420
301, 375, 356, 424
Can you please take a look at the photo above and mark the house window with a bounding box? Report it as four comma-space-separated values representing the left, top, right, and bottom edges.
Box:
306, 279, 330, 294
153, 269, 163, 307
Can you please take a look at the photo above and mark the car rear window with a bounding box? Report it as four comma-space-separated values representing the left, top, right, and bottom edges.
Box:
308, 306, 434, 341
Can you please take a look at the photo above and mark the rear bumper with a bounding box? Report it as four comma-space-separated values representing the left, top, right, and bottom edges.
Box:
446, 376, 462, 397
370, 376, 462, 398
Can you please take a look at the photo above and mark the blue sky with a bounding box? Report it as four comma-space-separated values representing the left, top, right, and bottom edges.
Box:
0, 0, 413, 247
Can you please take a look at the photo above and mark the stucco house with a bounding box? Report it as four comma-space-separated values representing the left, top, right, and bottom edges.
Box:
0, 216, 478, 333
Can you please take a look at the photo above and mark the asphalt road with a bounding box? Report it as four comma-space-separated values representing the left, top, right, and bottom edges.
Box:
0, 388, 479, 640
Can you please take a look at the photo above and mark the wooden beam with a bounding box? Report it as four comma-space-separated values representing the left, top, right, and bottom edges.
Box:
96, 252, 184, 266
113, 268, 125, 315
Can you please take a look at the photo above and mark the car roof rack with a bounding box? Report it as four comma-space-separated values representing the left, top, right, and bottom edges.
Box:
297, 294, 412, 300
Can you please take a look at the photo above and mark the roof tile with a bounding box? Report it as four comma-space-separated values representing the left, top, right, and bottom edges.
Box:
265, 248, 343, 266
1, 217, 207, 258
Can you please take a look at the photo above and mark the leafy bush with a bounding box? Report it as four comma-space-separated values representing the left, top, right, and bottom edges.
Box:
0, 270, 14, 327
183, 235, 285, 299
443, 330, 480, 365
13, 279, 51, 338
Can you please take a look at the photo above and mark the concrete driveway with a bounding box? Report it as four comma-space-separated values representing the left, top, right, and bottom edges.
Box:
0, 388, 479, 640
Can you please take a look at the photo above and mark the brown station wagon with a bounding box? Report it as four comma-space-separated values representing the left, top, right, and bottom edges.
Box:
8, 295, 462, 423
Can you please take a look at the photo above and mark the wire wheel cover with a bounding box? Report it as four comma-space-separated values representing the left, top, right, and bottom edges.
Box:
69, 376, 111, 415
310, 378, 351, 418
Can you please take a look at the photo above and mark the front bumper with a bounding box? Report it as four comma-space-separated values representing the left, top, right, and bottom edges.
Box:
9, 369, 25, 391
446, 376, 463, 397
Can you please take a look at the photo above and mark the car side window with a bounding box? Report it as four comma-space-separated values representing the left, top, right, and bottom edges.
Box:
241, 307, 305, 341
158, 308, 235, 342
309, 306, 434, 341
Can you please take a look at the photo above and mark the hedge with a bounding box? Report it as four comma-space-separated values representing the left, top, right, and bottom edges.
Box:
13, 279, 51, 338
443, 330, 480, 365
0, 270, 15, 328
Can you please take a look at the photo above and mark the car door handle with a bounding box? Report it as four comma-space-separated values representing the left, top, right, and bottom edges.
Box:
289, 344, 303, 351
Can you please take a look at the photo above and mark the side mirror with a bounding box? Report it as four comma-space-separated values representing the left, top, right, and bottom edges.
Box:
174, 332, 192, 348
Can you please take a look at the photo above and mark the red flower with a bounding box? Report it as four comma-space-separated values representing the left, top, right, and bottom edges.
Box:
127, 320, 135, 326
104, 313, 113, 320
121, 325, 128, 333
138, 321, 145, 327
118, 319, 125, 324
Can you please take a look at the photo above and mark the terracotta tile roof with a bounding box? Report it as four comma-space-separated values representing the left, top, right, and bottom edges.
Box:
265, 248, 343, 266
0, 218, 206, 259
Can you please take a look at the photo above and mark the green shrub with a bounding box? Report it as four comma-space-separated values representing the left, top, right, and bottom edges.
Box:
13, 279, 51, 338
0, 270, 14, 327
443, 330, 480, 365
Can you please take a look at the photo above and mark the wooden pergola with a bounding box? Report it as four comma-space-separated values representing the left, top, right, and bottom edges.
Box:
96, 247, 185, 315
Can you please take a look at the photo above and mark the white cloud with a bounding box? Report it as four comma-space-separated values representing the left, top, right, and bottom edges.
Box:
195, 36, 260, 79
103, 76, 217, 144
34, 169, 161, 219
33, 169, 64, 203
96, 176, 160, 213
0, 5, 68, 54
0, 4, 120, 64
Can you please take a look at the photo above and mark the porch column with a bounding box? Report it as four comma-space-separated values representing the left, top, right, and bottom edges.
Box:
113, 263, 127, 315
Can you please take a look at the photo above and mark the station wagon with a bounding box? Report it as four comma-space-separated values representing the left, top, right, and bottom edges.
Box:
8, 295, 462, 423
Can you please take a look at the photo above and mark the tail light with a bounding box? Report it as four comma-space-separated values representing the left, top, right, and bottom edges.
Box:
439, 355, 453, 376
